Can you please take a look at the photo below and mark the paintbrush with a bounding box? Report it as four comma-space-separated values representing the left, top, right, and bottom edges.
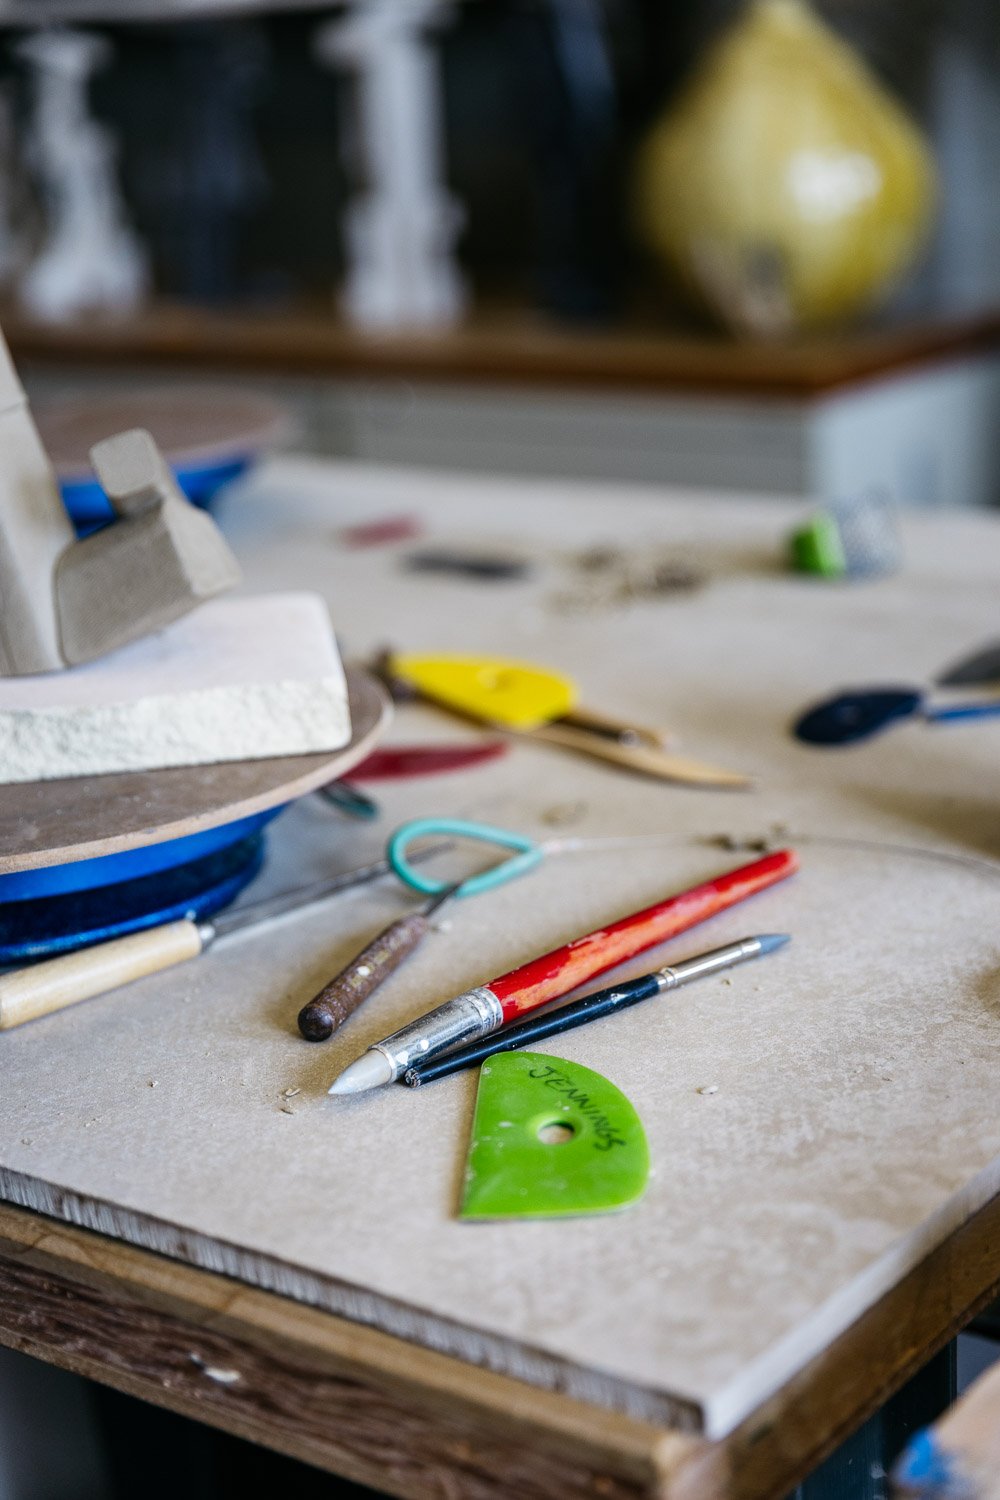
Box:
329, 849, 798, 1094
402, 934, 790, 1086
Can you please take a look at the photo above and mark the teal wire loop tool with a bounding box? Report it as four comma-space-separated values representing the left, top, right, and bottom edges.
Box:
388, 817, 544, 898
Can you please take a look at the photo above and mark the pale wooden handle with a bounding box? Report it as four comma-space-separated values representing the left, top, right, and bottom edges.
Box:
0, 920, 204, 1030
526, 722, 752, 787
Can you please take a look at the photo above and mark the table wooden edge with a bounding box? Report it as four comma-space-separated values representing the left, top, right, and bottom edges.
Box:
1, 1194, 999, 1500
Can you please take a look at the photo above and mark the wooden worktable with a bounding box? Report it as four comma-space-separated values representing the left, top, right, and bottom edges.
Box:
4, 459, 1000, 1496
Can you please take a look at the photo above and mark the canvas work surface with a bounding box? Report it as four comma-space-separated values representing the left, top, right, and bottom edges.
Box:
2, 458, 1000, 1439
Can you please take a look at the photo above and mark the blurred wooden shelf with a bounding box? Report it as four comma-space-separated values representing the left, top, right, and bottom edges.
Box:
5, 300, 1000, 400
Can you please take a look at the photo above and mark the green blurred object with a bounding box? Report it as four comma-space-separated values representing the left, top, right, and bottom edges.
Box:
458, 1052, 649, 1220
633, 0, 936, 338
790, 512, 848, 577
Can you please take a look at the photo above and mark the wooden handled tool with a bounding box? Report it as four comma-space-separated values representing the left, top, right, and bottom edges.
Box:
526, 720, 751, 786
0, 920, 204, 1031
383, 653, 749, 787
297, 886, 456, 1041
0, 847, 446, 1031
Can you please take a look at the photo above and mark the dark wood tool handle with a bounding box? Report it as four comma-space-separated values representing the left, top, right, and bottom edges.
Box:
297, 913, 431, 1041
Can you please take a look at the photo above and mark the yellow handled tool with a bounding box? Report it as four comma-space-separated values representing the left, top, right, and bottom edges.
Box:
386, 652, 750, 788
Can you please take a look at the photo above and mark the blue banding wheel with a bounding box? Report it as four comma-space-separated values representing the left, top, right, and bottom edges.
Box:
0, 832, 265, 962
0, 805, 285, 904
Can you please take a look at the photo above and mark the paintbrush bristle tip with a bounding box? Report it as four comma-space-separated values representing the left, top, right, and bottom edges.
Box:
756, 933, 791, 954
328, 1049, 395, 1096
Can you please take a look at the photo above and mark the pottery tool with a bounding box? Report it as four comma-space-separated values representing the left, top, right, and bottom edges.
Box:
298, 819, 548, 1042
344, 740, 509, 780
328, 847, 798, 1094
403, 933, 789, 1087
794, 685, 1000, 746
298, 884, 458, 1041
0, 843, 450, 1032
317, 781, 381, 820
384, 651, 750, 787
458, 1053, 649, 1220
316, 739, 511, 819
404, 549, 530, 580
936, 641, 1000, 688
304, 816, 762, 1047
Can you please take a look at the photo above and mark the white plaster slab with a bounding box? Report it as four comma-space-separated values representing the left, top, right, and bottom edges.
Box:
0, 591, 350, 782
3, 459, 1000, 1438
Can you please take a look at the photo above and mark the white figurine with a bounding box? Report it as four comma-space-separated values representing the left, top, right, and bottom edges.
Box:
15, 28, 148, 324
315, 0, 466, 331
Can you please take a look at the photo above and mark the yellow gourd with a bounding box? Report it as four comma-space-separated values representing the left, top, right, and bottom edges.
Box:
634, 0, 936, 336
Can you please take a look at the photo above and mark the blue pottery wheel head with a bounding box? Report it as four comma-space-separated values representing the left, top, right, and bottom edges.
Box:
0, 833, 267, 963
0, 809, 283, 962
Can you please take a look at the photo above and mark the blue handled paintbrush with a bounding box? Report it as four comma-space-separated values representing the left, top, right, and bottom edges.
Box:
402, 933, 790, 1088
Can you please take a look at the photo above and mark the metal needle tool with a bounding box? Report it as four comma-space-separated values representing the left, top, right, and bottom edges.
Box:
298, 818, 550, 1043
297, 884, 459, 1041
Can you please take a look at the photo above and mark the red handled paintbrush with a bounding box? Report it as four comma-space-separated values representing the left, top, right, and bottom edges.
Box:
328, 848, 798, 1094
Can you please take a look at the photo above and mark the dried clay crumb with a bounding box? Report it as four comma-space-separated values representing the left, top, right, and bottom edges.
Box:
542, 800, 588, 829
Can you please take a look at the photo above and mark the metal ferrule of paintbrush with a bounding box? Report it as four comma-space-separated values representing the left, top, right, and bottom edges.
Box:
401, 933, 790, 1089
361, 986, 505, 1078
654, 935, 775, 990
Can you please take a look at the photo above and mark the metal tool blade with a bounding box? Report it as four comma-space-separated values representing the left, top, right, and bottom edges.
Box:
937, 642, 1000, 688
209, 842, 449, 940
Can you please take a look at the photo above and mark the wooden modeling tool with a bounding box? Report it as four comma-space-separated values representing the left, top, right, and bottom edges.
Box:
459, 1053, 649, 1219
329, 848, 799, 1094
404, 933, 790, 1086
385, 652, 749, 787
